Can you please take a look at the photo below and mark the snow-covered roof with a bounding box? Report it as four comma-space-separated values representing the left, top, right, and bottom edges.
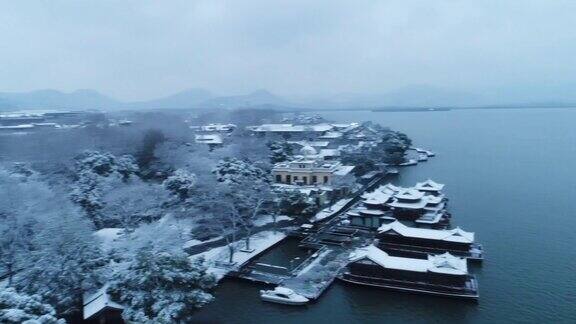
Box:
318, 131, 342, 139
425, 195, 443, 205
362, 190, 392, 205
415, 179, 445, 192
300, 145, 318, 156
0, 110, 71, 118
429, 252, 468, 275
319, 149, 340, 158
381, 183, 401, 194
0, 124, 35, 130
415, 211, 443, 224
349, 245, 468, 275
288, 141, 330, 148
194, 134, 223, 144
394, 189, 425, 201
334, 165, 355, 176
388, 197, 428, 209
83, 285, 124, 320
249, 124, 333, 133
360, 209, 386, 216
378, 221, 475, 243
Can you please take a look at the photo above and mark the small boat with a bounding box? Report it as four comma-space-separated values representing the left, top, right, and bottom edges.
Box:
260, 287, 309, 305
426, 151, 436, 157
417, 154, 428, 162
398, 159, 418, 167
386, 167, 399, 175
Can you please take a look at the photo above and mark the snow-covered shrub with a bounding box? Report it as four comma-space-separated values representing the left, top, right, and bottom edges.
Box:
0, 288, 64, 324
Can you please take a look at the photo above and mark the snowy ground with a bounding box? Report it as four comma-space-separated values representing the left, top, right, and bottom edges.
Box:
253, 215, 292, 227
183, 215, 292, 249
93, 228, 123, 251
191, 230, 286, 280
311, 198, 353, 223
183, 236, 222, 249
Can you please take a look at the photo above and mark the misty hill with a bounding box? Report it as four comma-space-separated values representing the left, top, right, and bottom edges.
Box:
0, 88, 295, 111
126, 88, 214, 109
2, 85, 576, 112
0, 89, 121, 111
199, 89, 294, 109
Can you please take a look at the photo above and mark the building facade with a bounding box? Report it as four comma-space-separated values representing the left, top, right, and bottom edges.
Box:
272, 158, 354, 186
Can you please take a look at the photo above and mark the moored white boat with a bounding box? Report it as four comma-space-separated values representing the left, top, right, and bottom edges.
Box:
260, 287, 309, 305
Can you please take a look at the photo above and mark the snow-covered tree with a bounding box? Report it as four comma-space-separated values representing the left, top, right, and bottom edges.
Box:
0, 213, 34, 287
70, 169, 107, 225
102, 179, 170, 230
195, 185, 243, 264
0, 168, 106, 317
163, 169, 197, 200
277, 191, 318, 219
71, 150, 141, 227
379, 131, 412, 164
108, 246, 216, 323
212, 157, 269, 185
267, 141, 293, 163
115, 154, 140, 180
0, 171, 38, 286
231, 181, 276, 251
136, 129, 166, 178
0, 288, 64, 324
74, 150, 139, 179
17, 211, 107, 316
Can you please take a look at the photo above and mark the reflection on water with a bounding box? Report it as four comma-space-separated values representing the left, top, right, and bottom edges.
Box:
193, 108, 576, 323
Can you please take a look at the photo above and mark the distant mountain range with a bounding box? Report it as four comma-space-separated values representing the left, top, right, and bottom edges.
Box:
0, 88, 296, 112
1, 84, 575, 112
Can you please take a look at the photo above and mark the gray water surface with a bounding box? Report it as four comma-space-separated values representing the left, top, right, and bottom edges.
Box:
193, 108, 576, 323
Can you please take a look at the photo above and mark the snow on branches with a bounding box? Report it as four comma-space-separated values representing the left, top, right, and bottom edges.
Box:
108, 247, 216, 323
0, 288, 65, 324
212, 158, 268, 185
163, 169, 197, 200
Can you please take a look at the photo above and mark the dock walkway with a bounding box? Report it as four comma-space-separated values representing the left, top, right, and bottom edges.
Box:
228, 173, 392, 300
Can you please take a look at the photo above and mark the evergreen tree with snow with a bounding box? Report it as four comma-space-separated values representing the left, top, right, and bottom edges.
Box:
163, 169, 197, 200
70, 168, 107, 225
278, 191, 319, 219
379, 131, 412, 165
212, 157, 269, 185
70, 150, 140, 227
267, 141, 293, 163
0, 288, 65, 324
74, 150, 139, 178
108, 246, 216, 323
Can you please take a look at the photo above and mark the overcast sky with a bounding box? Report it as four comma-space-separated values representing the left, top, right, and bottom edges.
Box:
1, 1, 575, 101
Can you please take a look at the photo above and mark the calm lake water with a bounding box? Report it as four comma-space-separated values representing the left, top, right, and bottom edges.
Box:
193, 108, 576, 323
